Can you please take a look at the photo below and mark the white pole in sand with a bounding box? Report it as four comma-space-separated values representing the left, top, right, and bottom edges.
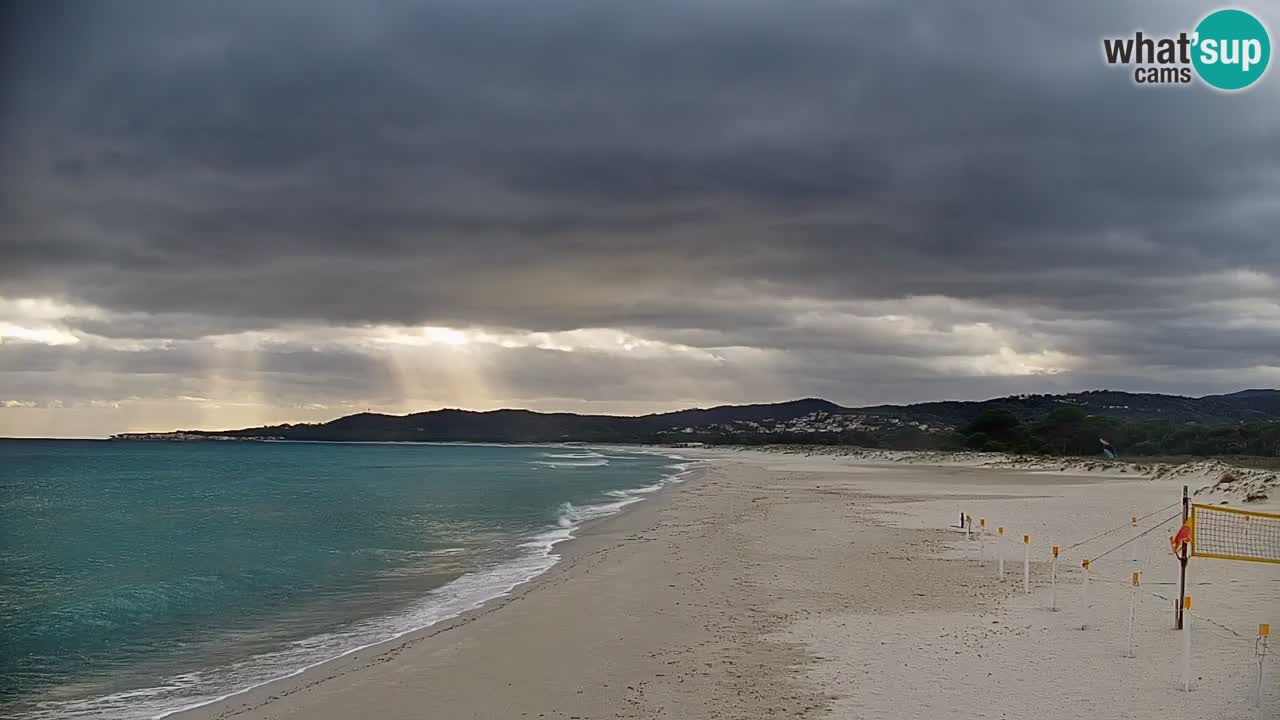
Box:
998, 527, 1005, 577
1256, 624, 1270, 718
1182, 596, 1193, 691
979, 518, 986, 562
1050, 546, 1059, 611
1126, 572, 1140, 658
1023, 535, 1030, 595
965, 515, 972, 543
1080, 559, 1090, 630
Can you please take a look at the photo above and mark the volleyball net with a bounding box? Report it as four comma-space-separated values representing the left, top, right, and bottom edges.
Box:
1189, 503, 1280, 565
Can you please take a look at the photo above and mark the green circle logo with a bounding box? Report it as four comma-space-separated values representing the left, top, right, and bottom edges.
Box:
1192, 9, 1270, 90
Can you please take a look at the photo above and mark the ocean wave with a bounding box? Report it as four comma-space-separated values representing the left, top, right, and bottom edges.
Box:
34, 547, 571, 720
600, 460, 698, 502
662, 461, 695, 483
552, 498, 643, 529
21, 454, 695, 720
604, 485, 662, 499
540, 451, 605, 460
530, 458, 609, 468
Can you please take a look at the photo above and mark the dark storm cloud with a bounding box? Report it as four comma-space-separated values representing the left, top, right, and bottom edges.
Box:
1, 0, 1278, 424
0, 327, 1265, 420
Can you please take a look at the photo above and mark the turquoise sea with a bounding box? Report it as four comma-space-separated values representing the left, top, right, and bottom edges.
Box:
0, 440, 690, 719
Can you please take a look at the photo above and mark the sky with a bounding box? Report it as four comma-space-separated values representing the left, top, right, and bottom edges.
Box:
1, 1, 1278, 437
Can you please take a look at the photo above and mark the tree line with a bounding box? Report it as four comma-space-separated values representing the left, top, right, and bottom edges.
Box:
685, 407, 1280, 458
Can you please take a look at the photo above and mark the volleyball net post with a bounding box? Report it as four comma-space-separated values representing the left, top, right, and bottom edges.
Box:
1178, 485, 1189, 631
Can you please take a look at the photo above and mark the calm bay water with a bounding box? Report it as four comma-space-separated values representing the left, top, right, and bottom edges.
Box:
0, 440, 688, 719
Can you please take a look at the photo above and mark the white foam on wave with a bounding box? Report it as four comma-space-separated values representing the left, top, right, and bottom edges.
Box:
37, 542, 573, 720
663, 461, 695, 483
605, 485, 662, 499
531, 458, 610, 468
540, 451, 605, 460
552, 497, 644, 530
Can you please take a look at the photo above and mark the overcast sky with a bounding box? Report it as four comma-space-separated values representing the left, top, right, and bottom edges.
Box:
2, 1, 1278, 436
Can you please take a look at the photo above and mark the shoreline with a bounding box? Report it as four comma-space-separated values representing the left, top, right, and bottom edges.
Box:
173, 451, 1007, 720
160, 455, 704, 720
138, 449, 1280, 719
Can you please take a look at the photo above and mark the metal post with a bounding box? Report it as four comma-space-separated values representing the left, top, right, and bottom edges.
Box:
1178, 485, 1189, 631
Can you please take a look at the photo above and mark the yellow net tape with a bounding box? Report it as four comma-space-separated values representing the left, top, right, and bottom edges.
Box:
1190, 503, 1280, 564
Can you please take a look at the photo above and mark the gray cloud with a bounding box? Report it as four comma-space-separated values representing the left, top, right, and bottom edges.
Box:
1, 1, 1278, 433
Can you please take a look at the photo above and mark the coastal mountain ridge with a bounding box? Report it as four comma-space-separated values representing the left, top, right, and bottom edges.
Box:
116, 390, 1280, 443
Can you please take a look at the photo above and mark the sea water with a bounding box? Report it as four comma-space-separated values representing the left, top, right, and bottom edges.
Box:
0, 440, 690, 719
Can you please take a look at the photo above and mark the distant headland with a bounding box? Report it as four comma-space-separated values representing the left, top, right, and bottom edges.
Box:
108, 389, 1280, 458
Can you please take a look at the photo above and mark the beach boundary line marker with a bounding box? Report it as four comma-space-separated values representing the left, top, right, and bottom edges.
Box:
1050, 545, 1059, 611
1256, 624, 1270, 718
1081, 559, 1090, 630
1023, 534, 1030, 595
997, 527, 1005, 577
979, 518, 986, 562
1182, 596, 1193, 692
1126, 571, 1140, 658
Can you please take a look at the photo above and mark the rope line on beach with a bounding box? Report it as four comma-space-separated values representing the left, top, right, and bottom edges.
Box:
1174, 601, 1253, 642
1063, 502, 1180, 551
964, 503, 1265, 646
1083, 571, 1254, 642
1057, 512, 1258, 641
1086, 512, 1183, 564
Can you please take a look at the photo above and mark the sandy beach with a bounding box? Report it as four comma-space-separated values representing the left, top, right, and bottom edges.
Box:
177, 449, 1279, 720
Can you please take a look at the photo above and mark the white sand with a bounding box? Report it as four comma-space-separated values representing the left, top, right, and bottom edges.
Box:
175, 449, 1279, 720
727, 448, 1279, 720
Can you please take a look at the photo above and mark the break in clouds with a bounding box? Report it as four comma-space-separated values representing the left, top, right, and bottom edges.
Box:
1, 1, 1278, 436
